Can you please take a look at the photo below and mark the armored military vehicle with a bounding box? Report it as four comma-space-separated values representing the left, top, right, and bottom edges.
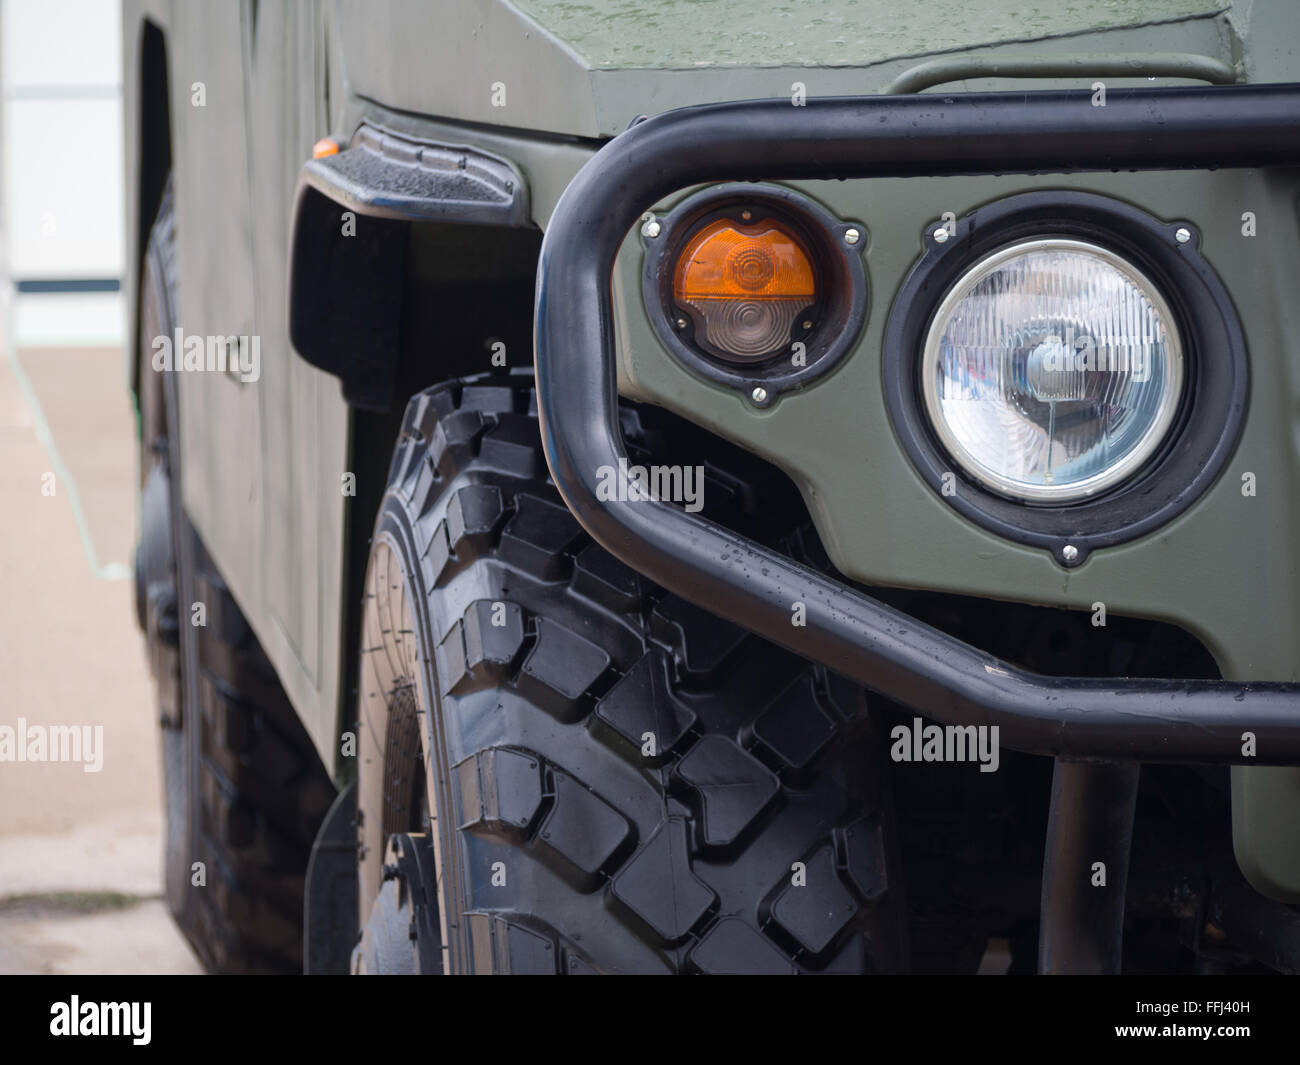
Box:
124, 0, 1300, 974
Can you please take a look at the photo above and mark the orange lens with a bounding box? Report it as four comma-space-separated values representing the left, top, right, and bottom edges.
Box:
673, 219, 816, 301
672, 217, 817, 359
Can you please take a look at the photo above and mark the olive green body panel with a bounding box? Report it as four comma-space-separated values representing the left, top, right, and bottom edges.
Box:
124, 0, 351, 766
616, 168, 1298, 676
122, 0, 1300, 895
514, 0, 1223, 70
337, 0, 1232, 138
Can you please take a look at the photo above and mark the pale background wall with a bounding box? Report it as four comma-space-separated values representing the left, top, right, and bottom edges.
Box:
2, 0, 125, 346
0, 0, 199, 973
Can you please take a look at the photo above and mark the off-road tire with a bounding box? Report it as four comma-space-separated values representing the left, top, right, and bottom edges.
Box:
136, 180, 334, 973
185, 558, 336, 972
357, 370, 906, 973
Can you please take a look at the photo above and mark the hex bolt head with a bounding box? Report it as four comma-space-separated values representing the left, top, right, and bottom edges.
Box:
642, 219, 661, 238
750, 386, 769, 405
844, 227, 861, 245
1061, 544, 1079, 563
1175, 226, 1192, 244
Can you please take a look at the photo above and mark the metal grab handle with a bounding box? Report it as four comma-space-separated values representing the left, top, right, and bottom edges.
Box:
533, 84, 1300, 765
884, 52, 1238, 94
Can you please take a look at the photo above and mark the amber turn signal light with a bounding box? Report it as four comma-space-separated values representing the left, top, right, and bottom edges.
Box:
672, 218, 817, 360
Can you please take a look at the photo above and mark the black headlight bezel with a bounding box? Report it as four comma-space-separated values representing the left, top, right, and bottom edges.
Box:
881, 190, 1247, 567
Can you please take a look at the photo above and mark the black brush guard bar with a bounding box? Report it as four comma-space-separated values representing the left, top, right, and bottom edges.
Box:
534, 85, 1300, 765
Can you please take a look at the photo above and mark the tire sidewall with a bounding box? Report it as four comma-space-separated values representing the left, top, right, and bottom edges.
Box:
357, 506, 476, 972
137, 187, 197, 934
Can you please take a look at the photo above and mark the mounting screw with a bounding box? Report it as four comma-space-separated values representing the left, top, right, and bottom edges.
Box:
741, 209, 753, 221
802, 320, 813, 330
1174, 226, 1192, 245
675, 317, 687, 330
642, 219, 661, 238
1061, 544, 1079, 563
933, 227, 950, 244
750, 386, 769, 405
844, 227, 861, 245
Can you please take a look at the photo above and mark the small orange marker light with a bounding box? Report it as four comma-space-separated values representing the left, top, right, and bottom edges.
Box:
673, 217, 817, 359
312, 137, 340, 159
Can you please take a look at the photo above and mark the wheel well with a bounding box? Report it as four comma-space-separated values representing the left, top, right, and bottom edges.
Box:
335, 220, 542, 776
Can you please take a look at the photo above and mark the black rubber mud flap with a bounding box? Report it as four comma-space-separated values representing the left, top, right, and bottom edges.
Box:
305, 782, 359, 974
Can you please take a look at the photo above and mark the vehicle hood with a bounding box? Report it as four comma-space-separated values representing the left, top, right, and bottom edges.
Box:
336, 0, 1236, 138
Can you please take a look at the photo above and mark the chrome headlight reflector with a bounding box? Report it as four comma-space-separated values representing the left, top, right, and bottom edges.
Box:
921, 239, 1184, 504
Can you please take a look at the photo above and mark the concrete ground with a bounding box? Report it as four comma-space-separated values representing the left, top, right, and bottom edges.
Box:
0, 329, 202, 974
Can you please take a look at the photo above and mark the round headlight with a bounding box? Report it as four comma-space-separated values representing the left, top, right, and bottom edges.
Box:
921, 238, 1184, 504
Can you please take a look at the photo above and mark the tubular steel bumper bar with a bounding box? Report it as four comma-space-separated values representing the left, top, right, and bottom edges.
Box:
533, 85, 1300, 766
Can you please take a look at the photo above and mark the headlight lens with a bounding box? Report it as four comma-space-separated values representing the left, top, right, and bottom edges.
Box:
922, 238, 1184, 504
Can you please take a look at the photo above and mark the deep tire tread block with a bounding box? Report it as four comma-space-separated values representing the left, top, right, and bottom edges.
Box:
367, 370, 900, 973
